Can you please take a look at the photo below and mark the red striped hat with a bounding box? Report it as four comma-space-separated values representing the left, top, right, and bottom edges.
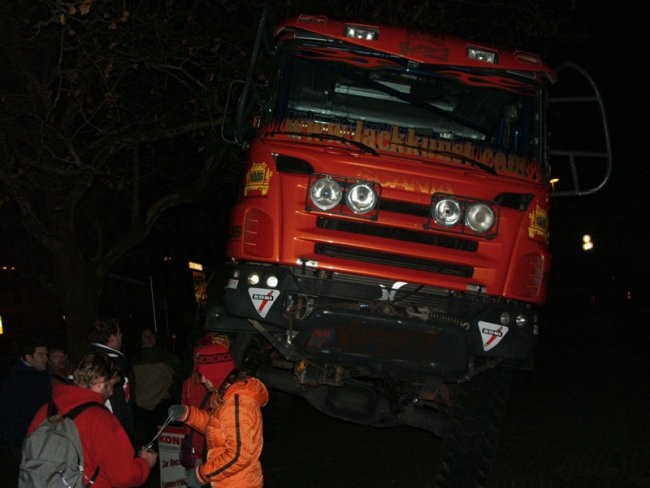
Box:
194, 337, 235, 388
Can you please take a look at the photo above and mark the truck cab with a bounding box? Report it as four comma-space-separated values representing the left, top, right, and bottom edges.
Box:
212, 11, 611, 487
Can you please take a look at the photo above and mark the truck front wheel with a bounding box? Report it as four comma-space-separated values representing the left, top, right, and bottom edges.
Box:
433, 365, 513, 488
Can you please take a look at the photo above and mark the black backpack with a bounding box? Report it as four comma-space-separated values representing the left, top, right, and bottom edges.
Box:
19, 399, 105, 488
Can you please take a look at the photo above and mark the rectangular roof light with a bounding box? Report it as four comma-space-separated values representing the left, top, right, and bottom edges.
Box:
467, 47, 497, 64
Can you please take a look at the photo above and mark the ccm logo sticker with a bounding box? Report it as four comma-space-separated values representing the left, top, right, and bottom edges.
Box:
248, 288, 281, 318
478, 321, 509, 351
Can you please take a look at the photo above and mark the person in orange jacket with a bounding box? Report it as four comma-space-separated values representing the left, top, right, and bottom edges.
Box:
168, 335, 269, 488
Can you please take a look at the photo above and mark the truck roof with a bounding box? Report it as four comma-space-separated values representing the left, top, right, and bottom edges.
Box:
274, 15, 557, 84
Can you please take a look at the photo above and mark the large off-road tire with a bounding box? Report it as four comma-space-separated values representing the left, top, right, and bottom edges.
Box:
433, 365, 513, 488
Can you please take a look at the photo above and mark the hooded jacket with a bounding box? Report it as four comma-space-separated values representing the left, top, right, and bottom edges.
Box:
27, 382, 151, 488
181, 376, 269, 488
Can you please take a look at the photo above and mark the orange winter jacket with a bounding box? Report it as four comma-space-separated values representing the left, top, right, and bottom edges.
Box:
182, 376, 269, 488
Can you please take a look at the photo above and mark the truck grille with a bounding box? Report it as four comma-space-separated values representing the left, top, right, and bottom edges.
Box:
315, 215, 476, 278
317, 216, 478, 252
315, 243, 473, 277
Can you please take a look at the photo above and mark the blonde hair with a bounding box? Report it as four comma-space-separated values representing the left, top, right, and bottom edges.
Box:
73, 354, 119, 388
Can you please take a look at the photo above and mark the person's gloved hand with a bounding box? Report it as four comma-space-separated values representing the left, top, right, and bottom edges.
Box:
168, 404, 186, 422
185, 467, 203, 488
138, 447, 158, 468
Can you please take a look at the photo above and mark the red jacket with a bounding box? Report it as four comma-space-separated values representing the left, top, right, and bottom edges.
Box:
181, 374, 210, 463
182, 377, 269, 488
27, 383, 151, 488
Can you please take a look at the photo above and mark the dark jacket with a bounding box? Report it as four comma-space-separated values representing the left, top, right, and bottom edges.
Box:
88, 342, 135, 442
131, 344, 182, 410
0, 358, 52, 462
27, 383, 151, 487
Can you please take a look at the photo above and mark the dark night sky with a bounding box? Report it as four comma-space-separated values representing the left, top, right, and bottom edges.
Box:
546, 5, 645, 295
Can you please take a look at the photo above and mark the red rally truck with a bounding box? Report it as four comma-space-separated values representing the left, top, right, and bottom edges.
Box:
209, 10, 612, 487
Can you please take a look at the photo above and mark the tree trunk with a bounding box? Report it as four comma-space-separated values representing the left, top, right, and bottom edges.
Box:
51, 252, 101, 364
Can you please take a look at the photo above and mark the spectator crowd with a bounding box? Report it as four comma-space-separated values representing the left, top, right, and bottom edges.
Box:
0, 313, 269, 488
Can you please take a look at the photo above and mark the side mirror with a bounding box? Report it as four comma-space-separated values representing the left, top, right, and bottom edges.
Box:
221, 4, 273, 147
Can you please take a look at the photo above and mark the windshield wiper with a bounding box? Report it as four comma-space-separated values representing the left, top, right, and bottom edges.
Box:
390, 143, 497, 174
266, 130, 378, 155
436, 150, 496, 174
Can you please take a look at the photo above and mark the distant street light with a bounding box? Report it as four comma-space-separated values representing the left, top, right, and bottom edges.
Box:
582, 234, 593, 251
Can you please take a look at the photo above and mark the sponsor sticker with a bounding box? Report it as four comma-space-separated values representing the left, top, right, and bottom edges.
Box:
478, 320, 509, 351
528, 204, 549, 241
244, 161, 273, 196
248, 288, 281, 318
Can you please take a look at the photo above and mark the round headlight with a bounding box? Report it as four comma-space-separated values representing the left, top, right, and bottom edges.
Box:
465, 202, 495, 233
499, 312, 511, 326
346, 182, 377, 214
266, 275, 279, 288
515, 314, 527, 328
310, 177, 342, 211
432, 198, 462, 226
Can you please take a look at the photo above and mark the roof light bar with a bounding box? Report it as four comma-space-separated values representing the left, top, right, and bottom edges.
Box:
344, 25, 379, 41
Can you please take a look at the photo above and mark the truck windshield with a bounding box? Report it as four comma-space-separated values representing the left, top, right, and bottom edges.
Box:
264, 44, 546, 182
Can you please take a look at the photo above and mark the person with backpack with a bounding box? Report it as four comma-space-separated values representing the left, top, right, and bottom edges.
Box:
22, 353, 157, 488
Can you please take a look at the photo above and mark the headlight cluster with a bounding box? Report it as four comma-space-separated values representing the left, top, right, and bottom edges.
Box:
307, 174, 380, 218
233, 267, 280, 288
306, 176, 497, 236
429, 193, 497, 236
499, 311, 530, 328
